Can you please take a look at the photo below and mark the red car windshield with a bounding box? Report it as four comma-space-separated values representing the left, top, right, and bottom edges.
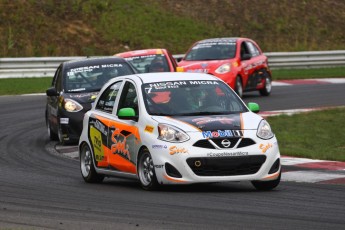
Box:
184, 42, 237, 61
124, 54, 169, 73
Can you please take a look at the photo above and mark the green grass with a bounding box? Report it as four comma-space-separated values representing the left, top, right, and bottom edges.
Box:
272, 67, 345, 80
266, 108, 345, 161
0, 77, 51, 95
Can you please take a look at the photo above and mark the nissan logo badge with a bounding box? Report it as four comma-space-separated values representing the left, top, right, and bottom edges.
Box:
221, 139, 231, 148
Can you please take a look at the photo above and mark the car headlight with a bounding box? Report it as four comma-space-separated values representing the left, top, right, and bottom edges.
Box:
257, 120, 274, 140
158, 124, 190, 142
64, 98, 83, 112
215, 64, 231, 74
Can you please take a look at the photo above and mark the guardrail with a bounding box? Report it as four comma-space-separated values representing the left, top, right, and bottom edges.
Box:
1, 50, 345, 78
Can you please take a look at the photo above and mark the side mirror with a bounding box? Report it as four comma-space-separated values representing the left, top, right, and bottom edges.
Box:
248, 102, 260, 113
241, 54, 251, 61
118, 108, 138, 121
46, 87, 59, 96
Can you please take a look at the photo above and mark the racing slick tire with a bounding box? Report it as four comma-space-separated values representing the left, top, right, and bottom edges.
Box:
234, 76, 243, 98
138, 149, 159, 191
259, 72, 272, 96
251, 171, 281, 191
80, 143, 104, 183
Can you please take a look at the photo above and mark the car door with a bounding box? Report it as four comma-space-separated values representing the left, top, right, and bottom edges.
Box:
46, 64, 63, 132
243, 41, 265, 90
106, 80, 141, 174
89, 80, 123, 168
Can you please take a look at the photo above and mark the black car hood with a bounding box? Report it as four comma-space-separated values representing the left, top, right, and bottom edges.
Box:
153, 114, 243, 132
64, 91, 99, 104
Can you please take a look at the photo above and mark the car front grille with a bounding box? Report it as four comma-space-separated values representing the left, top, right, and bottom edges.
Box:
193, 138, 256, 149
186, 155, 266, 176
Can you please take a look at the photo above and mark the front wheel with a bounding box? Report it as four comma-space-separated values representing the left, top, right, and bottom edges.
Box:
138, 149, 159, 190
80, 144, 104, 183
234, 76, 243, 98
251, 171, 281, 191
46, 117, 58, 141
259, 74, 272, 96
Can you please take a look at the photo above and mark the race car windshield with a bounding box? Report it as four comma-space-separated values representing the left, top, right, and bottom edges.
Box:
64, 63, 134, 93
124, 54, 169, 73
184, 42, 236, 61
142, 80, 247, 116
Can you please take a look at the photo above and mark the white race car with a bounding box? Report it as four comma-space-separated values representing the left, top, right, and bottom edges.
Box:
79, 72, 281, 190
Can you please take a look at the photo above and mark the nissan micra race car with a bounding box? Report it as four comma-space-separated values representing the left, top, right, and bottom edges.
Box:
178, 37, 272, 97
79, 72, 281, 190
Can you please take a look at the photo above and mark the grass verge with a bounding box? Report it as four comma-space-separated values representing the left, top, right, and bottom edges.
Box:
272, 67, 345, 80
266, 108, 345, 161
0, 77, 51, 95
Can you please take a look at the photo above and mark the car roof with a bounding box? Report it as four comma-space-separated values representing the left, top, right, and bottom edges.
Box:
115, 72, 220, 84
195, 37, 249, 44
115, 48, 168, 57
63, 56, 128, 68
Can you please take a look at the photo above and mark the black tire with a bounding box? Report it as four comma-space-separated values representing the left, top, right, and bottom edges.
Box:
259, 72, 272, 96
46, 117, 58, 141
80, 143, 104, 183
251, 171, 281, 191
138, 149, 159, 190
234, 76, 243, 98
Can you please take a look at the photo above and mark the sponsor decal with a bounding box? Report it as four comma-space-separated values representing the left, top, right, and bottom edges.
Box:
154, 164, 164, 169
144, 125, 154, 133
186, 69, 209, 73
259, 143, 273, 153
207, 152, 249, 157
111, 128, 131, 160
147, 80, 219, 90
152, 145, 167, 149
60, 118, 69, 124
193, 116, 235, 125
90, 126, 105, 161
169, 146, 188, 155
67, 64, 124, 76
94, 120, 108, 136
202, 130, 243, 138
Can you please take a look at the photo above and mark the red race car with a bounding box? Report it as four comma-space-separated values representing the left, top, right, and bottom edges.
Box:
178, 38, 272, 97
115, 48, 178, 73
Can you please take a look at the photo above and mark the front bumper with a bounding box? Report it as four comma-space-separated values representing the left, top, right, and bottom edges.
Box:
148, 130, 280, 185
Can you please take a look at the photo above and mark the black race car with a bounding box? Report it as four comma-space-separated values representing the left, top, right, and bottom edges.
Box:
45, 57, 136, 144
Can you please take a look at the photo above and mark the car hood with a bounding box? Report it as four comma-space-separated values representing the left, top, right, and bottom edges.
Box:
151, 112, 262, 133
64, 92, 99, 105
178, 59, 233, 72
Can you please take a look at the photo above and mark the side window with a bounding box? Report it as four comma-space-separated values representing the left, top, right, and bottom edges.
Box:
51, 65, 62, 92
246, 42, 261, 57
95, 81, 122, 113
117, 82, 138, 116
240, 42, 250, 58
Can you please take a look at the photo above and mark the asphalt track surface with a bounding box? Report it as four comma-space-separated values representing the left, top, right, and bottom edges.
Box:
0, 83, 344, 229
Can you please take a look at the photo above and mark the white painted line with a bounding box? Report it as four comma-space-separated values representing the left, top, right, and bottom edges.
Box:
314, 78, 345, 84
272, 82, 292, 86
281, 157, 325, 166
282, 171, 345, 183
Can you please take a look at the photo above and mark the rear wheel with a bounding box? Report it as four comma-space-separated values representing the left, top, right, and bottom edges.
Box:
251, 171, 281, 191
259, 73, 272, 96
138, 149, 159, 190
80, 143, 104, 183
234, 76, 243, 98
